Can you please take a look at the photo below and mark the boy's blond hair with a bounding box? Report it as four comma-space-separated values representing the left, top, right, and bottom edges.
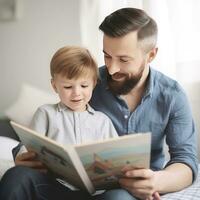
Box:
50, 46, 98, 82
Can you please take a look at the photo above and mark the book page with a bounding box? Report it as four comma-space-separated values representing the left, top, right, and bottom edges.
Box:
10, 121, 95, 194
75, 133, 151, 190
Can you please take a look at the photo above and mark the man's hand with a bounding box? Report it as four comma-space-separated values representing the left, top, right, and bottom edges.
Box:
119, 167, 160, 200
15, 151, 47, 173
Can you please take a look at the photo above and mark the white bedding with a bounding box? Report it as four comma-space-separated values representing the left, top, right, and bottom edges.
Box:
0, 136, 18, 179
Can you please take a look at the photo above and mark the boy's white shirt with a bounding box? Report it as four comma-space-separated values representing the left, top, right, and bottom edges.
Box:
17, 102, 118, 156
16, 102, 118, 191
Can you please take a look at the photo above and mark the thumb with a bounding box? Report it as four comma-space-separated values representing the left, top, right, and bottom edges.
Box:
153, 192, 160, 200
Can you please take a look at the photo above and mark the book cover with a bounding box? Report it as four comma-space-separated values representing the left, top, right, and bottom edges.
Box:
10, 121, 151, 194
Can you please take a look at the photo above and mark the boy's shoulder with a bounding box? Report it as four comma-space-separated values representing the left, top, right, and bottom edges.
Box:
36, 103, 58, 113
88, 104, 111, 122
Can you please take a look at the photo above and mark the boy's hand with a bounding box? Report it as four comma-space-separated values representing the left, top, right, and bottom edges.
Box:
15, 151, 47, 173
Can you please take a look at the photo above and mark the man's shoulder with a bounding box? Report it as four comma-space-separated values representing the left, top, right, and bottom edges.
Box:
151, 68, 182, 93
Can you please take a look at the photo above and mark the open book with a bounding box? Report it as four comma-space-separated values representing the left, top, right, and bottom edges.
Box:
10, 121, 151, 194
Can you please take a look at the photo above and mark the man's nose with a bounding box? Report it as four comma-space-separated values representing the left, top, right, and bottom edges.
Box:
107, 62, 120, 75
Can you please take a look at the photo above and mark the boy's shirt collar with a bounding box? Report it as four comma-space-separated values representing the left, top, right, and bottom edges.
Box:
57, 102, 95, 114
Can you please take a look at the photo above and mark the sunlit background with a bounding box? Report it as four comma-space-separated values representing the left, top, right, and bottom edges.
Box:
0, 0, 200, 158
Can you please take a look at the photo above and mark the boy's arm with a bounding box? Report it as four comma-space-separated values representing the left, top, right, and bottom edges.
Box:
12, 106, 50, 172
102, 115, 118, 139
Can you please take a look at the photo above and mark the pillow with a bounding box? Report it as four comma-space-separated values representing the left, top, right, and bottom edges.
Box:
0, 136, 19, 160
0, 136, 19, 179
5, 83, 58, 126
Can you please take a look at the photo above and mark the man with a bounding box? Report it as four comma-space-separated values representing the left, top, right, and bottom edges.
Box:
90, 7, 198, 200
0, 7, 198, 200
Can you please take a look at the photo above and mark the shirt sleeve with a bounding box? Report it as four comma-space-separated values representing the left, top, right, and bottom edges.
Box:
29, 106, 48, 136
12, 107, 48, 159
164, 89, 198, 181
102, 116, 119, 139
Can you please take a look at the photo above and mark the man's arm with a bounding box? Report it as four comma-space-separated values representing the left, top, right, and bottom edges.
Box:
119, 87, 198, 200
155, 163, 192, 193
119, 163, 192, 200
164, 88, 198, 181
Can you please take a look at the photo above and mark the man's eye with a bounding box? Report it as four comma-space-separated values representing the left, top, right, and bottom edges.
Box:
81, 85, 88, 88
120, 59, 129, 63
64, 86, 71, 89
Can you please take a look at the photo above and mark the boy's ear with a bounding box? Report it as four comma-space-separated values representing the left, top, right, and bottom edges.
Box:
51, 79, 58, 93
93, 79, 97, 89
147, 47, 158, 63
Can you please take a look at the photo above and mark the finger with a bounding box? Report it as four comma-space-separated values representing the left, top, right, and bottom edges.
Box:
125, 169, 153, 179
16, 152, 37, 161
16, 160, 44, 168
145, 192, 160, 200
119, 177, 148, 189
121, 165, 143, 172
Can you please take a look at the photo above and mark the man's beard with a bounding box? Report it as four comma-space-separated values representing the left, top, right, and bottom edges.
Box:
107, 64, 145, 95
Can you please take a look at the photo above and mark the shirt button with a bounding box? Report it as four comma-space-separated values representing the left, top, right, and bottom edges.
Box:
124, 115, 128, 119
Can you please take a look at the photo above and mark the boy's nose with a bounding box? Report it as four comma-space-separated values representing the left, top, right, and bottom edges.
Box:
72, 87, 81, 96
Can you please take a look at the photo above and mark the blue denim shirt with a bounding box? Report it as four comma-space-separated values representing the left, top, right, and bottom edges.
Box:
90, 66, 198, 180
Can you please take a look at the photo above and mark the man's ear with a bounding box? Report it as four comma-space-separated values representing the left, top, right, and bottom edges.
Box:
147, 47, 158, 63
51, 79, 58, 93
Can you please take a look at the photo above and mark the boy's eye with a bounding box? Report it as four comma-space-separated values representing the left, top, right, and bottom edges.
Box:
104, 55, 111, 59
81, 85, 88, 88
64, 86, 72, 89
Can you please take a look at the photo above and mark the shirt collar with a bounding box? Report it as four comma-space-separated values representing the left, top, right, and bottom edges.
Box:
57, 102, 95, 114
143, 67, 155, 98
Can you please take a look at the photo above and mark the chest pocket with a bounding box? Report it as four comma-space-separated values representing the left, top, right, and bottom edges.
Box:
149, 121, 166, 147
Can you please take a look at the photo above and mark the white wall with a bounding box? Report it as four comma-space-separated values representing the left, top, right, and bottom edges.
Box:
0, 0, 81, 115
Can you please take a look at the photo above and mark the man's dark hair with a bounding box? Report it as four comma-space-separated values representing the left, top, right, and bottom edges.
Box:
99, 7, 158, 52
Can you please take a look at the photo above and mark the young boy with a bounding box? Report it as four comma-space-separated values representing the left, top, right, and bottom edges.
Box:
30, 46, 117, 144
0, 46, 118, 200
15, 46, 118, 172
